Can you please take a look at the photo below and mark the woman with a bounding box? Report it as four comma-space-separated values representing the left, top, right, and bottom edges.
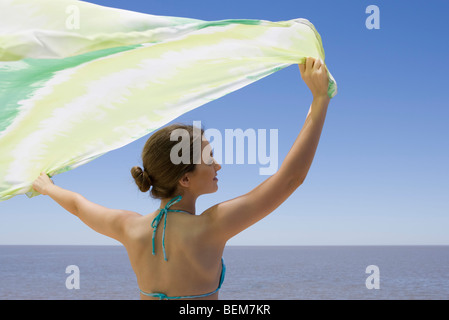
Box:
32, 57, 332, 300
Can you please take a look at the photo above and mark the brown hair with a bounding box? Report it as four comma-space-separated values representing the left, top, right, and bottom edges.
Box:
131, 123, 204, 199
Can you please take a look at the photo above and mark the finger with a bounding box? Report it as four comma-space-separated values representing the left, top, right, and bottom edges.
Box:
298, 63, 305, 75
41, 171, 52, 179
314, 58, 322, 70
305, 57, 314, 71
321, 62, 328, 73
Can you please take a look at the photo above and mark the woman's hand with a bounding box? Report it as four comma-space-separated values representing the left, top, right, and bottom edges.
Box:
299, 57, 329, 100
32, 172, 54, 195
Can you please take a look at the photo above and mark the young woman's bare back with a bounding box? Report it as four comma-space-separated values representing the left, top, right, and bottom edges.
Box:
123, 208, 225, 300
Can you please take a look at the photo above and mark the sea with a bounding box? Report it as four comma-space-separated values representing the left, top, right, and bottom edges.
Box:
0, 245, 448, 300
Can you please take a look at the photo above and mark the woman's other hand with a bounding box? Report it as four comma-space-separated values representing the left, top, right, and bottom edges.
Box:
299, 57, 330, 100
32, 172, 54, 195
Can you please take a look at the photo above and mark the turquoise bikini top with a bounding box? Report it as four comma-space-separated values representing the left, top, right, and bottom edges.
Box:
140, 195, 226, 300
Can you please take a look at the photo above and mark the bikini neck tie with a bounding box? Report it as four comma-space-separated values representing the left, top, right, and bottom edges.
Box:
151, 195, 190, 261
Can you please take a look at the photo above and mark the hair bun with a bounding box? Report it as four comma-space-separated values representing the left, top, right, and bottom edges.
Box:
131, 166, 152, 192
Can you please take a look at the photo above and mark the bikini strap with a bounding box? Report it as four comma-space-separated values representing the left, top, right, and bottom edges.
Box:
151, 195, 190, 261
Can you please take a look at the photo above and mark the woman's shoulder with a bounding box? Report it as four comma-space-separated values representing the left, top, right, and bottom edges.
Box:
120, 210, 151, 239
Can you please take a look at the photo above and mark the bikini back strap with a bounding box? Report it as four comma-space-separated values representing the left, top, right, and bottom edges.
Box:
151, 195, 189, 261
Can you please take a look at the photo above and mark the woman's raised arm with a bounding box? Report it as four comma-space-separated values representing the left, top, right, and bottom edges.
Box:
32, 172, 139, 244
204, 57, 332, 243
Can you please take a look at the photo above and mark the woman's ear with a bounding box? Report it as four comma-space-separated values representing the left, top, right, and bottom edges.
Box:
178, 173, 190, 188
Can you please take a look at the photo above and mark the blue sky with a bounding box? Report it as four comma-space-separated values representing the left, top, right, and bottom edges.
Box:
0, 0, 448, 245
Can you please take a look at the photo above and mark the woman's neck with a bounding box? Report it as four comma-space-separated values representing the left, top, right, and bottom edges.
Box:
160, 193, 197, 215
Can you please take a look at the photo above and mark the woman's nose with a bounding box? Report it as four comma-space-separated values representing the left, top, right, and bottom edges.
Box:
214, 158, 221, 171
